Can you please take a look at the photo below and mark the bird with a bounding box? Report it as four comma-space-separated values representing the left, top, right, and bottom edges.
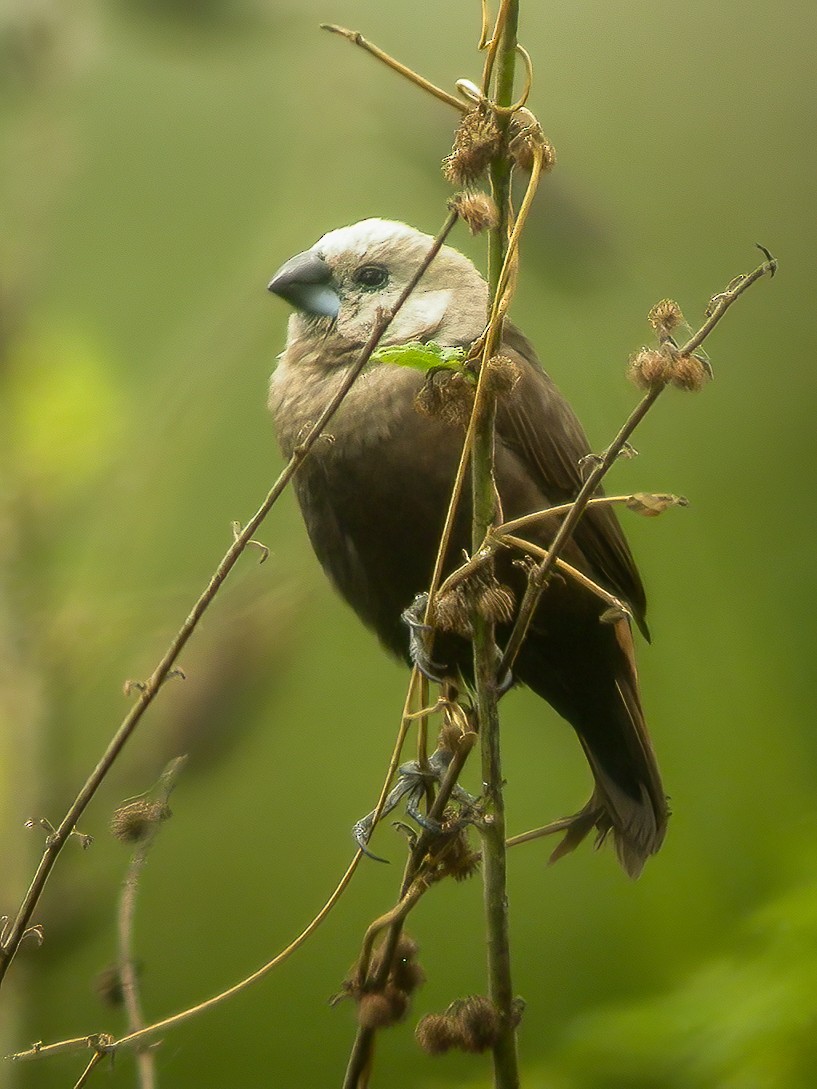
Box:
267, 217, 668, 877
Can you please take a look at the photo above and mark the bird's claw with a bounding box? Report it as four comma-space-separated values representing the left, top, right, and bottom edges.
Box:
496, 665, 514, 696
352, 748, 479, 860
402, 593, 448, 682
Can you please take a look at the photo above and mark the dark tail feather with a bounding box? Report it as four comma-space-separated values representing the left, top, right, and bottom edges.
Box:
549, 621, 669, 878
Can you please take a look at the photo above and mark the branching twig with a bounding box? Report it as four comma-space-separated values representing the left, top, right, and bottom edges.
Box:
72, 1049, 108, 1089
341, 727, 478, 1089
6, 212, 465, 1078
321, 24, 467, 113
499, 247, 777, 679
116, 758, 187, 1089
0, 210, 460, 997
497, 534, 634, 620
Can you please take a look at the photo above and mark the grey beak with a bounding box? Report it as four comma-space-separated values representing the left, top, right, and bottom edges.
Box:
267, 250, 340, 319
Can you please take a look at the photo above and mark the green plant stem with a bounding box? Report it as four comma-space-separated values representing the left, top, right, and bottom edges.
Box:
474, 3, 521, 1088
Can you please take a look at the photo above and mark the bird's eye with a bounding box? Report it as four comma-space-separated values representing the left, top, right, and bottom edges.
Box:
353, 264, 389, 290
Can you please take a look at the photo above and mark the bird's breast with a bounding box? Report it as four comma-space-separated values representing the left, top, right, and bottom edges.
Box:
270, 355, 429, 461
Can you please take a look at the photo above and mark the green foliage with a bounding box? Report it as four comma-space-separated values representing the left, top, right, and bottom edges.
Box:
543, 869, 817, 1089
372, 340, 467, 373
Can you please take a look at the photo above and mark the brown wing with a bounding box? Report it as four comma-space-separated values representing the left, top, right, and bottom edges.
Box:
496, 323, 649, 637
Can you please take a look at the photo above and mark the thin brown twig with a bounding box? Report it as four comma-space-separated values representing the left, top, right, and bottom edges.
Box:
496, 494, 636, 536
339, 727, 479, 1089
0, 210, 460, 1003
496, 534, 634, 620
72, 1049, 108, 1089
419, 138, 545, 641
321, 24, 467, 113
9, 1036, 112, 1064
8, 665, 437, 1067
480, 0, 511, 95
499, 248, 777, 678
117, 758, 187, 1089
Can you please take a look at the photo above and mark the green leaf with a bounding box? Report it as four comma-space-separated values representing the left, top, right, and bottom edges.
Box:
372, 341, 466, 373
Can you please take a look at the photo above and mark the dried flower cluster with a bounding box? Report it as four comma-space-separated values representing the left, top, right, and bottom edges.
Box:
449, 190, 500, 235
628, 346, 710, 392
432, 569, 515, 637
414, 367, 475, 428
110, 800, 171, 844
345, 934, 426, 1031
443, 104, 503, 186
416, 994, 524, 1055
508, 107, 556, 173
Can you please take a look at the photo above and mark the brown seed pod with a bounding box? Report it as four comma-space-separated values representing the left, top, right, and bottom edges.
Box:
357, 987, 408, 1029
647, 298, 684, 337
486, 353, 522, 397
627, 347, 672, 390
438, 829, 481, 883
431, 585, 472, 638
414, 369, 475, 429
442, 104, 503, 186
449, 190, 499, 235
668, 353, 710, 392
508, 109, 556, 174
415, 1013, 457, 1055
381, 934, 425, 996
454, 995, 503, 1053
476, 578, 515, 625
110, 800, 170, 844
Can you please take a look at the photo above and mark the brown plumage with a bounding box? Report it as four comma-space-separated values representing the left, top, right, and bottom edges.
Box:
267, 219, 668, 876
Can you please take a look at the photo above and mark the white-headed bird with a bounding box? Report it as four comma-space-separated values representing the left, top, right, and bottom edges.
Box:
268, 218, 668, 877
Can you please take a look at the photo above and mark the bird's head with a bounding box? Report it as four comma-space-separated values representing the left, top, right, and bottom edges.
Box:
268, 218, 488, 348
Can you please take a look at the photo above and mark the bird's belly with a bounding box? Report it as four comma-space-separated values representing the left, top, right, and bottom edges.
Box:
294, 410, 471, 659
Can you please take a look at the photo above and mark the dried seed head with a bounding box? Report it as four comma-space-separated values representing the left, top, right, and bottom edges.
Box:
453, 995, 503, 1052
357, 987, 408, 1029
648, 298, 684, 337
416, 1013, 457, 1055
414, 369, 475, 429
442, 105, 502, 186
486, 353, 521, 397
438, 714, 468, 757
393, 933, 419, 961
669, 353, 710, 392
110, 800, 170, 844
431, 585, 472, 637
392, 956, 426, 995
508, 109, 556, 174
383, 934, 425, 996
626, 492, 689, 516
365, 933, 425, 1001
627, 347, 672, 390
448, 191, 499, 235
438, 829, 481, 882
476, 579, 515, 625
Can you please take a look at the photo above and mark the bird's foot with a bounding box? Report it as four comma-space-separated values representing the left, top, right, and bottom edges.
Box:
401, 593, 449, 683
353, 747, 479, 861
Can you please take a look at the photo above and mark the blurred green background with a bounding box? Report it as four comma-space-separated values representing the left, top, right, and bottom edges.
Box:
1, 1, 815, 1086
